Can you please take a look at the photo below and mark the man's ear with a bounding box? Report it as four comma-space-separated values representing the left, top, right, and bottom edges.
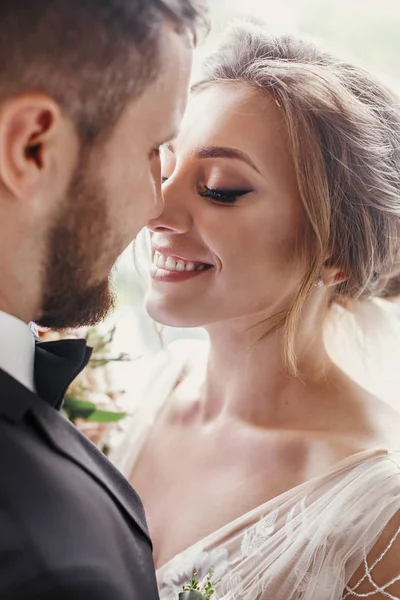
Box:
0, 94, 67, 202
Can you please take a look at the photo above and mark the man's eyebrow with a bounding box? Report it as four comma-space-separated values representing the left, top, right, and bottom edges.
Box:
195, 146, 262, 175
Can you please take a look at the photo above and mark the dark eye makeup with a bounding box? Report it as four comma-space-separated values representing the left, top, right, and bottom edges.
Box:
161, 177, 252, 205
198, 186, 252, 205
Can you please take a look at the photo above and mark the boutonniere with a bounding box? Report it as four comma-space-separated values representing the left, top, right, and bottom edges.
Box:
178, 569, 220, 600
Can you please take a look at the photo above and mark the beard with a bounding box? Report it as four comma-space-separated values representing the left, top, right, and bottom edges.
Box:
37, 157, 116, 329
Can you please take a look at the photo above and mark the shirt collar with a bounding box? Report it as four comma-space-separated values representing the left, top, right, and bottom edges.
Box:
0, 310, 35, 392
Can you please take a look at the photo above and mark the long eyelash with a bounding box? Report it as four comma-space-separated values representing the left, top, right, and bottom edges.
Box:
199, 186, 251, 204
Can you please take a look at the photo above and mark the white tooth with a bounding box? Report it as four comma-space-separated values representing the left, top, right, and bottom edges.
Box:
153, 251, 160, 264
165, 256, 177, 270
176, 260, 185, 272
185, 262, 195, 271
196, 264, 206, 271
157, 254, 166, 269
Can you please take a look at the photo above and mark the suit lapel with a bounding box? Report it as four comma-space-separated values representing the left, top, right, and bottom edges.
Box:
0, 368, 151, 544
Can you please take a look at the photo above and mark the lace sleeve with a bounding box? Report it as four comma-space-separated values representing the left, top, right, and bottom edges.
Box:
344, 511, 400, 599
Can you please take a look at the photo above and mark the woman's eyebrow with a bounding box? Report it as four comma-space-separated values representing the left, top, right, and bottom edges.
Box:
163, 143, 262, 177
196, 145, 262, 175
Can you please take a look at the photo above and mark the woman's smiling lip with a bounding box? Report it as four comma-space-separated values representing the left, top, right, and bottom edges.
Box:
151, 245, 214, 267
150, 264, 213, 283
150, 247, 214, 283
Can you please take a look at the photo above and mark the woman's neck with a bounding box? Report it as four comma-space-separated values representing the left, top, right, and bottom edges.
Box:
201, 313, 335, 426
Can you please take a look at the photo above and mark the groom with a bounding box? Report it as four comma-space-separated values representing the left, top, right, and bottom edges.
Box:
0, 1, 207, 598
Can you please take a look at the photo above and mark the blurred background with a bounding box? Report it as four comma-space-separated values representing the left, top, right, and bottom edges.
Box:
70, 0, 400, 450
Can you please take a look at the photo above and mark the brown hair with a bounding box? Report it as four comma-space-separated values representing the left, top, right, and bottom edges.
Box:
0, 0, 209, 144
194, 21, 400, 372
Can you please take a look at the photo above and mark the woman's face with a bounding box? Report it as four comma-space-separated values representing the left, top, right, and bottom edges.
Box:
145, 82, 306, 330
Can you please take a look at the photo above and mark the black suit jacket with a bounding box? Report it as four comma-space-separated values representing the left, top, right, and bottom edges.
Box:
0, 367, 159, 599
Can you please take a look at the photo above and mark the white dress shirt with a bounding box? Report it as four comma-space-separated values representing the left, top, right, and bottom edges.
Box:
0, 310, 35, 392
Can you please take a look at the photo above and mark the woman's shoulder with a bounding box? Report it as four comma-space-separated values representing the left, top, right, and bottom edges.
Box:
327, 358, 400, 455
360, 391, 400, 452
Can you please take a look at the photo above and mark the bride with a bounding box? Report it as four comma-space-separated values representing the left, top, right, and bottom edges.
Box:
111, 21, 400, 599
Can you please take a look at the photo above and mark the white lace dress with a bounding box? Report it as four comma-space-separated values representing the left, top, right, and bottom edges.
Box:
110, 340, 400, 600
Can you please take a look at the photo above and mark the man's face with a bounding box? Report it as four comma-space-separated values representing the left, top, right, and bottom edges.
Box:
38, 23, 193, 328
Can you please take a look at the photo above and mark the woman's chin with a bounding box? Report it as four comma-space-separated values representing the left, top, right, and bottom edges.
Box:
145, 299, 205, 329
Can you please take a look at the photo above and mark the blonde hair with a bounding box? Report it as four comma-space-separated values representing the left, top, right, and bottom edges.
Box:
194, 21, 400, 373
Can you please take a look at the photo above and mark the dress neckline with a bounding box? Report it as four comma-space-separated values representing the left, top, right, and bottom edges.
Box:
156, 447, 394, 573
119, 341, 397, 574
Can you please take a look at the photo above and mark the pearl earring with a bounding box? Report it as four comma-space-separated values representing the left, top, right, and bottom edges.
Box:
314, 278, 324, 288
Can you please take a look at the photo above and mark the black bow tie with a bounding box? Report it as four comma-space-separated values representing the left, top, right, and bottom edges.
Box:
34, 339, 92, 410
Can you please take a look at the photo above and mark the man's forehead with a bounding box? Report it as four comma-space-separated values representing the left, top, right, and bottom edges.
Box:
160, 17, 195, 50
158, 37, 192, 81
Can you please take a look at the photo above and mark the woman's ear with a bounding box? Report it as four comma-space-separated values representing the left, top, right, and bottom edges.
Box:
320, 261, 347, 288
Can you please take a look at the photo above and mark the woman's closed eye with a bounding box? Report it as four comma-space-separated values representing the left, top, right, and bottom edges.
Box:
161, 176, 253, 205
199, 185, 252, 205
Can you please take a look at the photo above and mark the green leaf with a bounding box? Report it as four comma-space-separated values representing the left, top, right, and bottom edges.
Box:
63, 396, 126, 424
63, 396, 96, 420
86, 409, 126, 423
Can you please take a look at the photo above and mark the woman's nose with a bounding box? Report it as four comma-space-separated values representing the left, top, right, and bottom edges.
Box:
147, 178, 193, 234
